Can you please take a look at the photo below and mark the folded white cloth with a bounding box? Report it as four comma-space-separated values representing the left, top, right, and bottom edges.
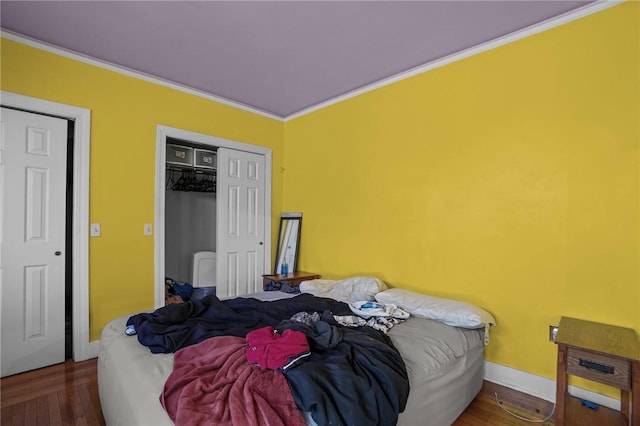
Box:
333, 314, 402, 334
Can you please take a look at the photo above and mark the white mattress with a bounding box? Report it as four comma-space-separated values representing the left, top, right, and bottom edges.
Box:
98, 291, 485, 426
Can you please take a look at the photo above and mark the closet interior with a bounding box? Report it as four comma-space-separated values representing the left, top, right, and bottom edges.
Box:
164, 137, 218, 301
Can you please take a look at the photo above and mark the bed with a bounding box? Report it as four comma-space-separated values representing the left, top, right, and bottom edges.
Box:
98, 286, 490, 426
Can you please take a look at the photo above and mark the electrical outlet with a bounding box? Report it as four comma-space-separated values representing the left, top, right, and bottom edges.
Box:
549, 324, 559, 342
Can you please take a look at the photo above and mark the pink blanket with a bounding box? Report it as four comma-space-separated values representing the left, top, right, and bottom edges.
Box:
161, 336, 306, 426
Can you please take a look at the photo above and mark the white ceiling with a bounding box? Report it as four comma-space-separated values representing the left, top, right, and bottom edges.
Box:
1, 1, 597, 118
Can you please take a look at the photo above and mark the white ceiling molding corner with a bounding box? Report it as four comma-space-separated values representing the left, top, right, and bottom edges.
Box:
284, 0, 624, 121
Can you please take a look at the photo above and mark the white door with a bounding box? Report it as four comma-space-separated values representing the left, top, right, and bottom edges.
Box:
0, 107, 67, 377
216, 148, 266, 299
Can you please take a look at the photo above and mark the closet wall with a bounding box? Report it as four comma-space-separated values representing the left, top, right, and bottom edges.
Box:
165, 191, 216, 283
165, 140, 217, 284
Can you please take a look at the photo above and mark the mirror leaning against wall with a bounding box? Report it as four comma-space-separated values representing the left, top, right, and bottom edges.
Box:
274, 212, 302, 275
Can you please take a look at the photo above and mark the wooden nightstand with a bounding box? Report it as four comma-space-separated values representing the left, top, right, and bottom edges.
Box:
555, 317, 640, 426
262, 271, 320, 290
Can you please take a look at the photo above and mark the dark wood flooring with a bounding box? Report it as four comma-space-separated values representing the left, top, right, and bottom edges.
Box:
1, 359, 105, 426
0, 359, 623, 425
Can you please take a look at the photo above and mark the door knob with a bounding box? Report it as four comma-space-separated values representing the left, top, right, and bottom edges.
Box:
259, 242, 263, 245
55, 251, 62, 256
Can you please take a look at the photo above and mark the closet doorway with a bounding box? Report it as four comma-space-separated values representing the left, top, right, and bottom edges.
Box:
154, 126, 272, 307
164, 140, 217, 295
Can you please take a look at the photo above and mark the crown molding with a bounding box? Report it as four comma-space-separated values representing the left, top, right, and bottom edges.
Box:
1, 0, 623, 122
0, 30, 283, 122
284, 0, 624, 121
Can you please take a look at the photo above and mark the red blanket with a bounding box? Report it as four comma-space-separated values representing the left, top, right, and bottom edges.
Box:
161, 336, 305, 426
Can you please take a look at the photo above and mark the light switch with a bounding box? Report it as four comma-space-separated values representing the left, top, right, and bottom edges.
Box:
144, 224, 153, 236
90, 223, 101, 237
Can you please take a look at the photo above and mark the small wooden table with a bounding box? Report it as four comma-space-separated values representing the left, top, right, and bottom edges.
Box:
262, 271, 320, 290
555, 317, 640, 425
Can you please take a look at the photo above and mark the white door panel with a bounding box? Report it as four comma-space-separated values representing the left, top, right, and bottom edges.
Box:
217, 148, 266, 298
1, 107, 67, 377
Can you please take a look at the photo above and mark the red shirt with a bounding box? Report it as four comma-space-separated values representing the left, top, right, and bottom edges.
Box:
246, 326, 310, 370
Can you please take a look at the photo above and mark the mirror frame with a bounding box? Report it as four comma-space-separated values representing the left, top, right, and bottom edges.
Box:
274, 212, 302, 274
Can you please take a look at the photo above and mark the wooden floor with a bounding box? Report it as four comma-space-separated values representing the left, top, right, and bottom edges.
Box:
453, 389, 553, 426
1, 359, 105, 426
0, 358, 611, 426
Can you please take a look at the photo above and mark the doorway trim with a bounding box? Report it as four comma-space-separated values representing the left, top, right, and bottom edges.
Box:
1, 91, 93, 361
154, 125, 272, 308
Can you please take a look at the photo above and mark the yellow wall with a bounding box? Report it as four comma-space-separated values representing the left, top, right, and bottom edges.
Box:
284, 2, 639, 383
1, 39, 284, 340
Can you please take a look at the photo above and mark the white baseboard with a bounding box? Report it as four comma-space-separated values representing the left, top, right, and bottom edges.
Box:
484, 361, 620, 411
75, 340, 100, 361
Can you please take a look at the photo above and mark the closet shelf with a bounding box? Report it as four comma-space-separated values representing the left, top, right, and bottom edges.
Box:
166, 143, 217, 192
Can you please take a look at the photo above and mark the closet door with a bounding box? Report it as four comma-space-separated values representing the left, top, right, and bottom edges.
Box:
216, 148, 266, 298
1, 108, 67, 377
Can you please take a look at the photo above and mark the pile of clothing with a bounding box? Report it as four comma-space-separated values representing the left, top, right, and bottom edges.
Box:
128, 294, 410, 426
164, 277, 193, 304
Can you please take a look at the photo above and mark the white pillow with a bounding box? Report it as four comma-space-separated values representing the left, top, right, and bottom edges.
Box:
300, 276, 388, 302
298, 279, 338, 298
374, 288, 495, 329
